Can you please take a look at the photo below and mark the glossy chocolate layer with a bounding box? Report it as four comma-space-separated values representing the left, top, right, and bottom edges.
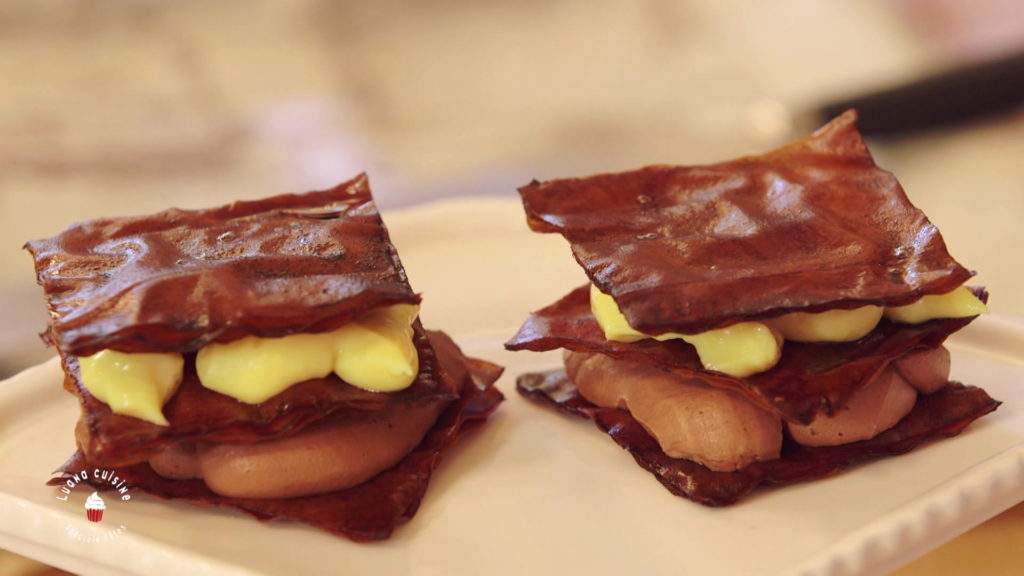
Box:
26, 173, 418, 356
517, 110, 972, 335
516, 368, 999, 506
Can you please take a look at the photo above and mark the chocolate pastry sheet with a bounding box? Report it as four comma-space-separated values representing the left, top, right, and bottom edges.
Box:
69, 324, 458, 467
26, 173, 417, 356
516, 369, 999, 506
507, 284, 984, 424
517, 110, 972, 335
53, 331, 505, 542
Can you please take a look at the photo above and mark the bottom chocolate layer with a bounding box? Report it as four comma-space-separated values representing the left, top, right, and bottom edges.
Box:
51, 339, 503, 542
517, 369, 999, 506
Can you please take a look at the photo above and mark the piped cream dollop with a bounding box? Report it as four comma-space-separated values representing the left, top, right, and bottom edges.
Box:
78, 350, 184, 426
769, 306, 883, 342
884, 286, 987, 324
590, 284, 782, 377
77, 304, 420, 425
590, 283, 985, 377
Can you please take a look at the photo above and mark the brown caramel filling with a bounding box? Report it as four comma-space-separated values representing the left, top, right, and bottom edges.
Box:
565, 346, 952, 471
148, 398, 448, 499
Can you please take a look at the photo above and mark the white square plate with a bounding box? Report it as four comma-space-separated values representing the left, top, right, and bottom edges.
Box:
2, 198, 1022, 576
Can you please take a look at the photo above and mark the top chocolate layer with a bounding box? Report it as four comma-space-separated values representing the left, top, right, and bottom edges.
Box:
26, 173, 419, 356
517, 110, 972, 335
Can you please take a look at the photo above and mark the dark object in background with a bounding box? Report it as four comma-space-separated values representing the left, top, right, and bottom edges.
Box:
817, 50, 1024, 137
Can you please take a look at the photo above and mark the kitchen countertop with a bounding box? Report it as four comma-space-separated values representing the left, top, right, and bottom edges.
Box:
1, 1, 1022, 574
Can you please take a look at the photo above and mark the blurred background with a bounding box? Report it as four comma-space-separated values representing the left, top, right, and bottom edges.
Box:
1, 0, 1023, 574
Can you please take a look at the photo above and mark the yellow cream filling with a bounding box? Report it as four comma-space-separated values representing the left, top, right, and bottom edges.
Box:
770, 306, 883, 343
78, 351, 184, 426
678, 323, 783, 378
77, 304, 420, 425
590, 284, 985, 377
883, 286, 987, 324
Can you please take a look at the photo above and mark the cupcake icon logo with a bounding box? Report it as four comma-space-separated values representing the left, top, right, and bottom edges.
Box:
54, 468, 131, 542
85, 492, 106, 523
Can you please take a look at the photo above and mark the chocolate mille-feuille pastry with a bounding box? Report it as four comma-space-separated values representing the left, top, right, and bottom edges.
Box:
26, 174, 503, 540
506, 110, 998, 505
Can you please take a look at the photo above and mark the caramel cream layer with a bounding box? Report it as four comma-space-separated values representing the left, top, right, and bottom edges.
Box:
149, 396, 448, 498
565, 346, 952, 470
